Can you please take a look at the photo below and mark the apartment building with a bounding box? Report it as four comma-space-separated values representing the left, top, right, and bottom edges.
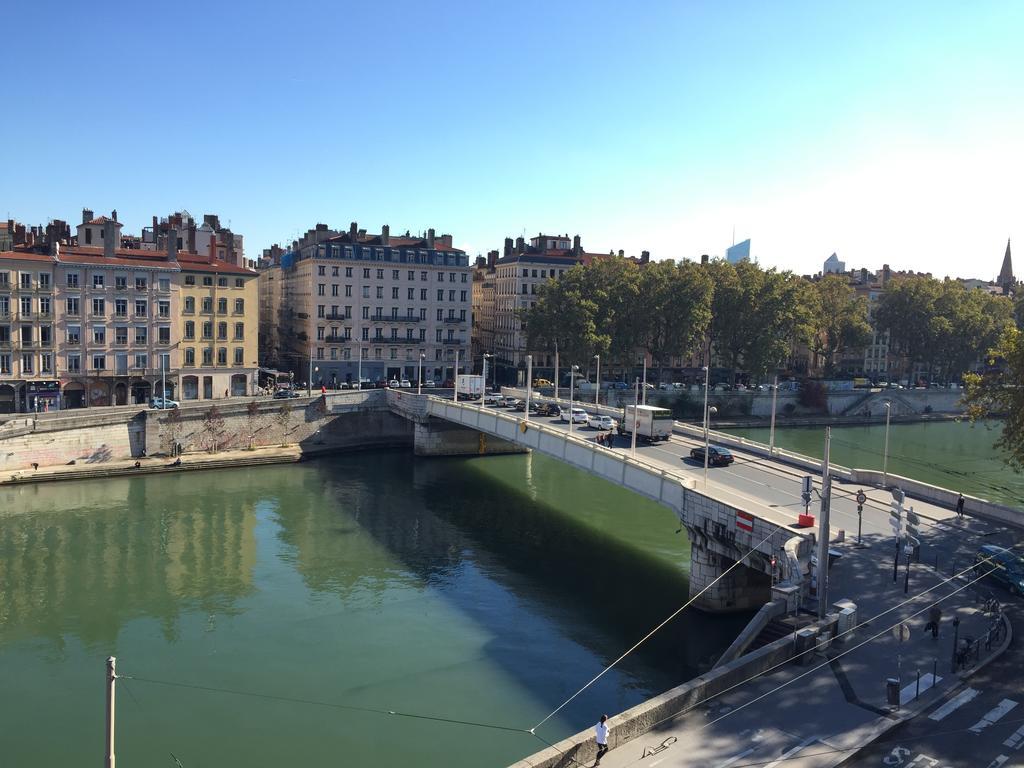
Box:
259, 221, 471, 387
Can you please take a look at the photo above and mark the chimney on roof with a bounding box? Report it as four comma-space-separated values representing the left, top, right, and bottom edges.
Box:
701, 254, 709, 265
515, 236, 524, 254
82, 209, 93, 225
166, 228, 178, 262
225, 230, 235, 265
204, 214, 220, 230
111, 209, 118, 222
860, 267, 868, 284
187, 220, 196, 253
618, 249, 624, 258
882, 264, 891, 285
381, 224, 390, 245
487, 249, 498, 269
103, 220, 116, 259
640, 250, 650, 264
503, 238, 513, 257
572, 234, 581, 255
152, 216, 158, 243
349, 221, 358, 240
427, 228, 435, 249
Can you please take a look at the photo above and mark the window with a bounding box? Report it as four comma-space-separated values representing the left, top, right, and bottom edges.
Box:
408, 270, 415, 280
202, 348, 212, 366
234, 347, 244, 365
158, 327, 170, 345
392, 270, 399, 280
407, 288, 414, 300
376, 287, 383, 299
217, 322, 227, 340
39, 352, 53, 374
66, 354, 80, 372
436, 329, 442, 342
159, 278, 170, 292
184, 275, 195, 285
217, 348, 227, 365
0, 272, 7, 286
363, 268, 370, 278
201, 297, 212, 313
114, 328, 128, 345
235, 278, 244, 287
135, 277, 147, 291
234, 298, 244, 314
92, 354, 106, 370
437, 290, 444, 301
421, 271, 427, 281
66, 273, 79, 288
460, 290, 467, 302
376, 269, 384, 279
391, 287, 399, 299
93, 274, 104, 289
134, 327, 147, 344
158, 300, 170, 318
318, 265, 326, 276
202, 322, 213, 340
317, 305, 325, 318
134, 300, 147, 317
217, 298, 227, 314
184, 297, 195, 313
438, 272, 444, 282
318, 284, 326, 296
184, 348, 195, 366
21, 354, 33, 374
362, 307, 369, 319
218, 277, 228, 288
420, 289, 427, 301
234, 322, 244, 340
134, 354, 148, 369
203, 276, 213, 286
316, 347, 324, 361
331, 284, 339, 296
39, 296, 51, 316
92, 298, 105, 316
419, 308, 426, 320
115, 299, 128, 317
361, 327, 369, 341
345, 267, 352, 277
66, 326, 80, 345
437, 309, 443, 321
461, 273, 467, 283
345, 285, 352, 297
449, 273, 455, 283
449, 290, 455, 302
362, 286, 370, 299
20, 297, 31, 316
39, 273, 51, 289
185, 321, 195, 340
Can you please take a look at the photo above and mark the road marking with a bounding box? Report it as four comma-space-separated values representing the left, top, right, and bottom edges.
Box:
713, 748, 756, 768
984, 756, 1009, 768
1004, 723, 1024, 750
762, 735, 819, 768
929, 688, 980, 720
900, 673, 942, 705
969, 699, 1018, 734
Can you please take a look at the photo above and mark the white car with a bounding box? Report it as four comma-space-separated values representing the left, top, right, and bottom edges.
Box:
423, 380, 435, 388
388, 379, 400, 388
399, 379, 412, 388
588, 414, 617, 430
561, 407, 589, 424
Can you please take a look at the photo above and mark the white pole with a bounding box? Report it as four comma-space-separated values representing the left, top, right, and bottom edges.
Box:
595, 354, 601, 409
703, 365, 710, 488
418, 354, 423, 395
817, 427, 833, 619
568, 367, 575, 435
454, 349, 459, 404
642, 355, 647, 405
307, 353, 312, 397
525, 354, 532, 422
769, 374, 778, 456
883, 401, 892, 486
357, 347, 362, 390
631, 377, 638, 456
481, 354, 488, 410
554, 343, 559, 403
161, 355, 166, 409
105, 656, 116, 768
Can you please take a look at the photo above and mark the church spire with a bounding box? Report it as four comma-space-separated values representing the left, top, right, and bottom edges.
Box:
998, 238, 1014, 294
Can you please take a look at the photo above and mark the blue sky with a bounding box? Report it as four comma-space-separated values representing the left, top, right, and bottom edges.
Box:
4, 0, 1022, 278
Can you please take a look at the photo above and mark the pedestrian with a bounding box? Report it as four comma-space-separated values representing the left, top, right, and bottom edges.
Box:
594, 714, 609, 765
956, 493, 965, 518
925, 604, 941, 639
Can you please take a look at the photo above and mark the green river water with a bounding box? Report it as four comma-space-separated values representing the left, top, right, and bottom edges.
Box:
0, 452, 751, 767
724, 419, 1023, 508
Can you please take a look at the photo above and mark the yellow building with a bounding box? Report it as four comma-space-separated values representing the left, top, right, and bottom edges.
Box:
175, 250, 259, 400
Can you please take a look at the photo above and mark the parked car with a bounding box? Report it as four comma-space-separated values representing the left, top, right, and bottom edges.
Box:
588, 414, 617, 430
974, 545, 1024, 596
609, 381, 629, 390
399, 379, 412, 388
273, 389, 300, 400
388, 379, 400, 388
149, 396, 180, 409
532, 378, 554, 388
561, 407, 589, 424
658, 382, 672, 390
499, 396, 519, 407
423, 380, 436, 388
689, 445, 734, 466
483, 393, 503, 406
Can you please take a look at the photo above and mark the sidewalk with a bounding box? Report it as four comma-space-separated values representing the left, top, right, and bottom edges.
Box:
576, 521, 1002, 768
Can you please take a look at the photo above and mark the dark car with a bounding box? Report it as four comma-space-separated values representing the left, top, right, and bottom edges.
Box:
689, 445, 734, 466
536, 403, 561, 417
273, 389, 301, 399
974, 545, 1024, 596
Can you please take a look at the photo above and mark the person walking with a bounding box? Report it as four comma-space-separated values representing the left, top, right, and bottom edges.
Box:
956, 493, 965, 518
925, 604, 942, 639
594, 714, 609, 765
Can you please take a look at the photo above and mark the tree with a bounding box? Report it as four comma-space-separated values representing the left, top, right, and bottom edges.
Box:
873, 276, 942, 383
245, 400, 261, 450
807, 275, 873, 376
963, 326, 1024, 470
524, 265, 609, 371
160, 407, 183, 456
275, 402, 293, 446
202, 405, 226, 453
639, 260, 713, 380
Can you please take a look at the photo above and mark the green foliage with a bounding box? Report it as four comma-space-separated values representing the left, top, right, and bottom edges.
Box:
808, 275, 873, 375
202, 405, 226, 453
963, 326, 1024, 471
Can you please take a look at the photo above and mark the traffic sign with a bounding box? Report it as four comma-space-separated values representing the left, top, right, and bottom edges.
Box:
856, 490, 867, 508
892, 623, 911, 642
801, 476, 813, 507
891, 488, 905, 505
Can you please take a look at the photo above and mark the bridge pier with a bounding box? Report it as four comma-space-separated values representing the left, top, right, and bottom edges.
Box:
687, 539, 772, 613
413, 419, 528, 457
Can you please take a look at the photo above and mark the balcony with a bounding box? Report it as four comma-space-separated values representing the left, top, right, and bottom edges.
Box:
442, 338, 465, 345
324, 313, 351, 321
373, 314, 421, 323
443, 316, 466, 324
323, 336, 353, 344
371, 337, 418, 345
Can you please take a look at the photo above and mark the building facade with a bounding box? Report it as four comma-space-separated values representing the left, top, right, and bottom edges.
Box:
259, 222, 471, 387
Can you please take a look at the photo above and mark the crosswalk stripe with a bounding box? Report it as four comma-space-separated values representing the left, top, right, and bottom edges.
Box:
984, 756, 1009, 768
762, 736, 820, 768
969, 699, 1018, 734
1004, 723, 1024, 751
929, 688, 980, 721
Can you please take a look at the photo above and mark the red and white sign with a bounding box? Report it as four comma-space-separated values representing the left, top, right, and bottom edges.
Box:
736, 511, 754, 533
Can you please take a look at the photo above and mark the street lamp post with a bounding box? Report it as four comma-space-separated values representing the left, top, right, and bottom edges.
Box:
356, 347, 363, 390
883, 401, 892, 487
631, 376, 639, 457
525, 354, 532, 422
307, 353, 313, 397
594, 354, 601, 409
568, 364, 579, 434
418, 353, 424, 395
703, 365, 711, 487
481, 353, 492, 409
554, 342, 559, 403
642, 355, 647, 406
454, 348, 460, 404
160, 354, 167, 409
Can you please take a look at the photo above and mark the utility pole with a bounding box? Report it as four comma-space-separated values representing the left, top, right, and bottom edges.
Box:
525, 354, 532, 421
453, 348, 459, 404
631, 377, 639, 456
641, 355, 647, 405
768, 374, 778, 455
554, 343, 559, 403
816, 427, 833, 619
105, 656, 117, 768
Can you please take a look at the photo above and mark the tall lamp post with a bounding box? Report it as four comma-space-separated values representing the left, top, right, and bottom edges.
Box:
568, 364, 579, 434
703, 365, 711, 487
417, 353, 424, 395
356, 347, 363, 390
525, 354, 532, 421
631, 376, 639, 456
641, 355, 647, 406
768, 373, 779, 456
481, 353, 492, 409
882, 400, 892, 487
453, 348, 460, 404
594, 354, 601, 409
553, 342, 559, 403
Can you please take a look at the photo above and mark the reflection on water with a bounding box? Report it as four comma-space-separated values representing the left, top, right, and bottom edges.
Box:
0, 452, 747, 767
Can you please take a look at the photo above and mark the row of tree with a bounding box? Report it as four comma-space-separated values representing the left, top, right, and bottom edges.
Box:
524, 258, 1016, 384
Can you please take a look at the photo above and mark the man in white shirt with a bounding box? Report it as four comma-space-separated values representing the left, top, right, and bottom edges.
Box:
594, 714, 609, 765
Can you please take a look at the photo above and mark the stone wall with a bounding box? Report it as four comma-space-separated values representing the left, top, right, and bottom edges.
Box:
413, 419, 528, 457
0, 409, 144, 473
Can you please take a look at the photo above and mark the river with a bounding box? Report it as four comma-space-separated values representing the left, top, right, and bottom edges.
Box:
0, 451, 749, 767
723, 419, 1023, 508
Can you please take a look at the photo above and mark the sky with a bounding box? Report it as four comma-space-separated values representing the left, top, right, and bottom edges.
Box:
3, 0, 1022, 279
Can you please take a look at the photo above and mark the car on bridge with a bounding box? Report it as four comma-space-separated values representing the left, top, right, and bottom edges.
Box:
561, 407, 589, 424
689, 445, 734, 466
588, 414, 617, 430
535, 403, 560, 417
149, 396, 180, 409
974, 545, 1024, 596
273, 389, 301, 399
422, 379, 435, 388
